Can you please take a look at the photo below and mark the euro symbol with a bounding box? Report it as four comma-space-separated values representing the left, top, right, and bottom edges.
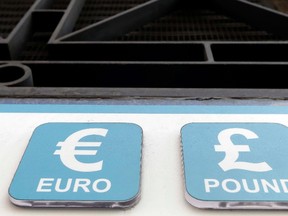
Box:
214, 128, 272, 172
54, 128, 108, 172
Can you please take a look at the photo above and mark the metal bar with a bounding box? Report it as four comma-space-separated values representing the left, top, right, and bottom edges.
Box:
58, 0, 179, 41
1, 87, 288, 99
6, 0, 55, 59
212, 0, 288, 39
204, 43, 214, 62
49, 0, 86, 42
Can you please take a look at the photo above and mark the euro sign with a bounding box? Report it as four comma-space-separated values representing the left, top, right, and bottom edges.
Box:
54, 128, 108, 172
214, 128, 272, 172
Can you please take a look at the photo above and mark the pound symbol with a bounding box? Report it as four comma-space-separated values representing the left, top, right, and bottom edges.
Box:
214, 128, 272, 172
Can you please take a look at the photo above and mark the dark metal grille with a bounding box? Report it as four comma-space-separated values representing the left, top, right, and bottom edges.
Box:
49, 0, 71, 10
74, 0, 148, 31
19, 0, 284, 60
117, 8, 281, 41
0, 0, 35, 39
1, 0, 288, 92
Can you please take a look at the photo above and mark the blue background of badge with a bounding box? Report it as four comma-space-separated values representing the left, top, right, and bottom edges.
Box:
181, 123, 288, 201
9, 123, 142, 201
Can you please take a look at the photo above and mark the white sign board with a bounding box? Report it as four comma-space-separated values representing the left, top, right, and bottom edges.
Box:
1, 99, 288, 215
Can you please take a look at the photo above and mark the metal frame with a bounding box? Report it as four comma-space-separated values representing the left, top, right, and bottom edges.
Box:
0, 0, 288, 98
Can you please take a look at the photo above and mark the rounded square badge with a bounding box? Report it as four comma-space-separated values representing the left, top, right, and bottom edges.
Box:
181, 122, 288, 209
9, 123, 143, 208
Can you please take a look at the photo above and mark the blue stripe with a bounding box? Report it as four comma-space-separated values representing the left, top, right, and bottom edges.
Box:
0, 104, 288, 114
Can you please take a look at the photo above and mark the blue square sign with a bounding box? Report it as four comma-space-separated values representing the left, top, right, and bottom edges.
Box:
9, 122, 143, 208
181, 122, 288, 209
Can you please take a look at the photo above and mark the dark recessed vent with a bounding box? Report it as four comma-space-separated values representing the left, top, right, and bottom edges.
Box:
0, 0, 288, 96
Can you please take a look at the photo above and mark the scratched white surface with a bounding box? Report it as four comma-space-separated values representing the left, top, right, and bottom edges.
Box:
1, 112, 288, 216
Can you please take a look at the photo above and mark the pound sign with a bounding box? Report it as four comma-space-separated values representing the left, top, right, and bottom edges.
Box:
214, 128, 272, 172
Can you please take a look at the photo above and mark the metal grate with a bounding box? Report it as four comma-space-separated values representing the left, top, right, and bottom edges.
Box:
19, 1, 284, 60
49, 0, 71, 10
117, 8, 281, 41
1, 0, 288, 93
0, 0, 35, 39
74, 0, 148, 31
